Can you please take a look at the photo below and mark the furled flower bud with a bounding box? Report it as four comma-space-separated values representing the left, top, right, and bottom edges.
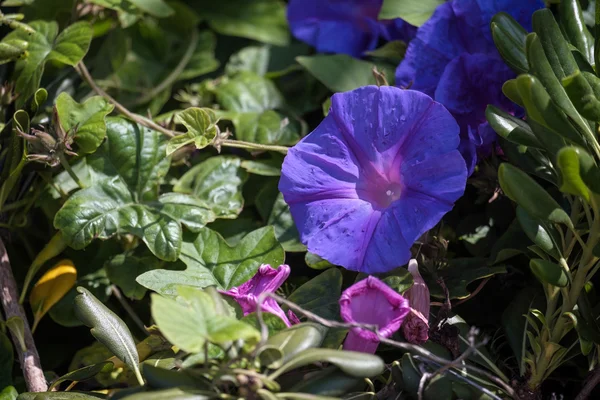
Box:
402, 259, 430, 344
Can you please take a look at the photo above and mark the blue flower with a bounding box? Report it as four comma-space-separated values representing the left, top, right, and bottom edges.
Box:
395, 0, 545, 173
287, 0, 416, 57
279, 86, 467, 273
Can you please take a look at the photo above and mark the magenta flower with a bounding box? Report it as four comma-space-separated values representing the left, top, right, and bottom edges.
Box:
402, 259, 430, 344
279, 86, 467, 273
221, 264, 298, 327
340, 276, 410, 353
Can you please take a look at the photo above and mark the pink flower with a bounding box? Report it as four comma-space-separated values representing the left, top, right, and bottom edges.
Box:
221, 264, 298, 327
402, 259, 430, 344
340, 276, 410, 353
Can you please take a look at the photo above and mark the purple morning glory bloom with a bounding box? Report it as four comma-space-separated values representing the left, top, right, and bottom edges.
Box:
287, 0, 416, 57
395, 0, 544, 172
279, 86, 467, 273
340, 276, 410, 353
221, 264, 299, 327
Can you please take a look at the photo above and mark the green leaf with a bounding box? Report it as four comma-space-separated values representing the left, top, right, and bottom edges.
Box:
215, 71, 283, 113
516, 206, 562, 260
127, 0, 174, 17
0, 330, 13, 388
305, 252, 334, 270
559, 0, 594, 64
174, 156, 247, 219
240, 159, 281, 177
533, 9, 578, 80
222, 110, 303, 146
260, 323, 326, 368
105, 252, 162, 300
268, 193, 305, 252
378, 0, 444, 27
54, 119, 216, 261
296, 55, 395, 93
167, 108, 219, 155
191, 0, 289, 46
2, 21, 92, 107
287, 366, 362, 396
268, 348, 385, 380
151, 287, 260, 353
429, 258, 507, 300
287, 268, 342, 320
0, 386, 17, 400
49, 362, 114, 391
73, 287, 143, 385
530, 259, 569, 287
562, 70, 600, 121
498, 163, 572, 228
364, 41, 407, 64
491, 12, 529, 74
137, 226, 284, 296
556, 146, 600, 200
17, 392, 106, 399
0, 110, 28, 210
225, 46, 270, 76
55, 92, 114, 154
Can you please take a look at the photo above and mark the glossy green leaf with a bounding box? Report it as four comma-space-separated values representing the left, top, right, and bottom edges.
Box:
0, 386, 17, 400
105, 252, 161, 300
167, 108, 219, 156
288, 366, 362, 396
502, 79, 524, 106
114, 388, 209, 400
562, 70, 600, 121
74, 287, 143, 385
260, 323, 327, 368
215, 72, 283, 113
516, 206, 562, 260
529, 259, 569, 287
151, 288, 260, 353
242, 312, 288, 337
141, 364, 203, 390
485, 105, 542, 148
2, 21, 92, 107
55, 93, 114, 154
137, 226, 284, 296
563, 312, 599, 355
287, 268, 343, 320
364, 41, 406, 64
269, 348, 385, 380
240, 159, 281, 177
268, 193, 305, 252
378, 0, 444, 26
127, 0, 174, 17
498, 163, 572, 227
174, 156, 247, 219
296, 55, 396, 93
559, 0, 594, 64
225, 46, 270, 76
54, 118, 216, 261
516, 74, 584, 151
556, 146, 598, 200
191, 0, 289, 46
533, 9, 578, 79
0, 330, 13, 388
49, 362, 114, 391
305, 252, 334, 270
222, 110, 303, 146
0, 39, 27, 65
491, 12, 529, 73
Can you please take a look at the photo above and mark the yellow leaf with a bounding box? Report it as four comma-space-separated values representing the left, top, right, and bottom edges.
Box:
29, 259, 77, 333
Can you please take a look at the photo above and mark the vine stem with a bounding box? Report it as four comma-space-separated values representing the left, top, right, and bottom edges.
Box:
0, 238, 47, 392
74, 62, 289, 154
575, 367, 600, 400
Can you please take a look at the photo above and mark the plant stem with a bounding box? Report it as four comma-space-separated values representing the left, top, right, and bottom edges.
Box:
110, 285, 146, 334
0, 238, 47, 392
58, 153, 84, 190
75, 62, 290, 154
575, 367, 600, 400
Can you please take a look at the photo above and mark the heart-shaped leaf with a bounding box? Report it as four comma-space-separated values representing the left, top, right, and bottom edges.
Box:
2, 21, 92, 107
287, 268, 342, 320
54, 118, 217, 261
137, 226, 284, 296
167, 108, 219, 156
55, 92, 114, 154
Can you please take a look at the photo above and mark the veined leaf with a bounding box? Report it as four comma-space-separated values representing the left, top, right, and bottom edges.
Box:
49, 361, 114, 391
1, 21, 92, 107
29, 260, 77, 333
167, 108, 219, 156
55, 93, 114, 154
137, 226, 284, 297
73, 287, 143, 385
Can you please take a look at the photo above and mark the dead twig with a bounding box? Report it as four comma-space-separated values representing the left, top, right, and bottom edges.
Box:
0, 238, 47, 392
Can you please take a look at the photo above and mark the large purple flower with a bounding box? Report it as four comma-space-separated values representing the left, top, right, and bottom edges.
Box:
221, 264, 299, 327
279, 86, 467, 273
287, 0, 416, 57
340, 276, 410, 353
395, 0, 544, 172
